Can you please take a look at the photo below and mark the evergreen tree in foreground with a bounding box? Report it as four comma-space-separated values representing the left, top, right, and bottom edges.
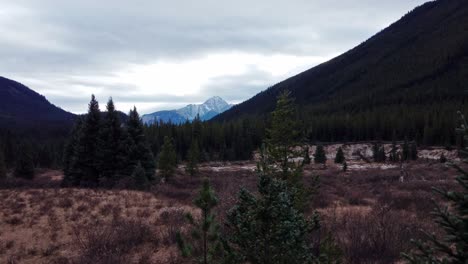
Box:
259, 91, 310, 211
334, 147, 345, 164
126, 107, 156, 181
225, 91, 330, 263
314, 145, 327, 164
186, 139, 200, 177
403, 112, 468, 263
0, 150, 7, 179
158, 136, 177, 181
264, 90, 303, 180
226, 174, 320, 264
177, 178, 223, 264
14, 145, 35, 180
71, 95, 101, 186
97, 98, 123, 182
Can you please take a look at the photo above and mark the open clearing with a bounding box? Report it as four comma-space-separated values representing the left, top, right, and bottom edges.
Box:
0, 144, 461, 264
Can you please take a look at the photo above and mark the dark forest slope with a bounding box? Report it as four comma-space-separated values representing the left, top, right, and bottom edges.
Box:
215, 0, 468, 144
0, 76, 75, 131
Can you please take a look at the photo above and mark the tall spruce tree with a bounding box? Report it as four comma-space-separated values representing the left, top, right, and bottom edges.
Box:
186, 139, 200, 177
303, 146, 311, 165
126, 107, 156, 181
314, 145, 327, 164
70, 95, 101, 186
334, 147, 345, 164
158, 136, 177, 181
14, 144, 35, 180
403, 112, 468, 263
62, 117, 84, 186
0, 149, 7, 179
176, 178, 223, 264
97, 98, 123, 183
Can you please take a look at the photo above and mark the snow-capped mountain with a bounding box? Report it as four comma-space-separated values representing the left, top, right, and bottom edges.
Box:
142, 96, 232, 125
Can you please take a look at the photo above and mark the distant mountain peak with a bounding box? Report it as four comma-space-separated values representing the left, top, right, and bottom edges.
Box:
142, 96, 232, 125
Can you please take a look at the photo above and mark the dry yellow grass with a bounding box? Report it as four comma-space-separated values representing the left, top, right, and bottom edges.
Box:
0, 183, 197, 264
0, 156, 461, 263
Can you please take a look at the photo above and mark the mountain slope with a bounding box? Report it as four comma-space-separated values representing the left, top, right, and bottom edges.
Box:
0, 76, 75, 129
214, 0, 468, 128
142, 96, 232, 124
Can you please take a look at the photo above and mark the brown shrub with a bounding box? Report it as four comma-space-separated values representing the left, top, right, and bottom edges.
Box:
73, 219, 155, 264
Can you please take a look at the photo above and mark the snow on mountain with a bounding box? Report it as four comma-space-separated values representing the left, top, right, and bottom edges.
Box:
142, 96, 232, 125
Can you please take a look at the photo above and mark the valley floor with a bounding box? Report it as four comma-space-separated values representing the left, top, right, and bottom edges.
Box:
0, 144, 461, 264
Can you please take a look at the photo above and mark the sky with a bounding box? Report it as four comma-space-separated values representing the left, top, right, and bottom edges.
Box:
0, 0, 428, 114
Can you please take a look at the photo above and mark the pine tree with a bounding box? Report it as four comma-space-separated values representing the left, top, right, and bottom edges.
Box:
14, 144, 35, 180
403, 112, 468, 263
372, 143, 380, 162
97, 98, 123, 183
379, 146, 386, 162
264, 90, 302, 180
401, 139, 410, 162
314, 144, 327, 164
334, 147, 345, 164
439, 153, 447, 163
372, 142, 386, 162
132, 161, 149, 190
62, 117, 83, 186
176, 178, 223, 264
226, 174, 319, 264
186, 140, 200, 177
410, 142, 418, 161
158, 136, 177, 181
303, 146, 311, 165
126, 107, 156, 181
0, 150, 7, 179
70, 95, 101, 186
343, 161, 348, 172
259, 91, 309, 211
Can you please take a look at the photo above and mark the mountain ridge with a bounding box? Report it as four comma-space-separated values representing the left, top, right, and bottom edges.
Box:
142, 96, 232, 124
0, 76, 75, 130
214, 0, 468, 124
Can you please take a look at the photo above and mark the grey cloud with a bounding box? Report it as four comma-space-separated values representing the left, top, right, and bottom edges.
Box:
0, 0, 428, 113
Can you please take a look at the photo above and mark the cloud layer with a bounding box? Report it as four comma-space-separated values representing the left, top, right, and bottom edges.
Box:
0, 0, 427, 113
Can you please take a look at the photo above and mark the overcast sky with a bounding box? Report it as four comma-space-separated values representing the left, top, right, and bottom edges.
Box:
0, 0, 428, 114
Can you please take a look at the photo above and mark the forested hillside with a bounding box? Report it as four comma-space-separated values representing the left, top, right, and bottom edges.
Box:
0, 77, 75, 131
215, 0, 468, 145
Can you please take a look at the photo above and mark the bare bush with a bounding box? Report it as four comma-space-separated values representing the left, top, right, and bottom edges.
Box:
73, 219, 154, 264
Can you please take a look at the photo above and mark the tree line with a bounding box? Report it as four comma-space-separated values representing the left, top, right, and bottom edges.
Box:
62, 95, 156, 188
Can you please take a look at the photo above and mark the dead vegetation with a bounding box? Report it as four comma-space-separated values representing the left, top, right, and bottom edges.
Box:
0, 145, 460, 263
